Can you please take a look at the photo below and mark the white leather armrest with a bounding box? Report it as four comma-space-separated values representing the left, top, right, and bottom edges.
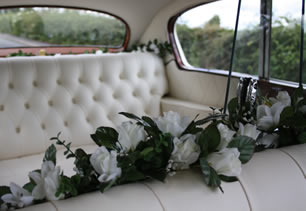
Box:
161, 97, 216, 119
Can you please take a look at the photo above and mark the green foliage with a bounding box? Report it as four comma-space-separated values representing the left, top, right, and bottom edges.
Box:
43, 144, 57, 165
198, 124, 220, 157
199, 158, 222, 191
0, 186, 10, 205
227, 136, 255, 164
176, 15, 304, 82
8, 50, 34, 57
91, 127, 119, 151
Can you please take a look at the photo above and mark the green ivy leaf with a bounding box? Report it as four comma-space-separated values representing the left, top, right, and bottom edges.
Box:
200, 158, 221, 189
227, 136, 255, 164
43, 144, 57, 165
198, 124, 220, 157
91, 127, 119, 150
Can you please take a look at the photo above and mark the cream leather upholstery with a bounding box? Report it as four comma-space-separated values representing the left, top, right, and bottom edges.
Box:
0, 52, 168, 160
0, 53, 305, 211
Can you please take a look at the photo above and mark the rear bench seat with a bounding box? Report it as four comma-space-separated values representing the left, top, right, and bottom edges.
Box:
0, 52, 305, 211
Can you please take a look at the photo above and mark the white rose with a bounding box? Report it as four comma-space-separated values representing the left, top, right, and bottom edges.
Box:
171, 134, 200, 170
154, 111, 190, 137
216, 123, 236, 150
257, 102, 285, 131
90, 146, 122, 183
270, 91, 291, 107
1, 182, 33, 209
206, 148, 242, 177
29, 161, 63, 201
237, 123, 260, 140
257, 133, 279, 148
117, 121, 146, 152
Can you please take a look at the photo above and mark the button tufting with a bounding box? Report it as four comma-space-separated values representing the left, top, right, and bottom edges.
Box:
8, 83, 14, 89
93, 96, 98, 101
113, 93, 118, 99
119, 73, 124, 79
48, 100, 53, 106
137, 72, 142, 78
0, 105, 4, 111
24, 103, 30, 109
64, 121, 68, 127
79, 78, 83, 83
132, 91, 137, 97
86, 117, 90, 123
41, 123, 46, 130
56, 79, 61, 85
33, 81, 38, 87
16, 127, 20, 134
154, 71, 159, 76
99, 76, 103, 82
72, 98, 77, 104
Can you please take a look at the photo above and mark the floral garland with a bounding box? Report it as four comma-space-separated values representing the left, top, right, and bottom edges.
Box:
1, 86, 305, 210
0, 110, 256, 210
227, 85, 306, 150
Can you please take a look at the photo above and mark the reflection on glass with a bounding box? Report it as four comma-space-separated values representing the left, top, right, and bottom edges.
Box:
176, 0, 260, 75
270, 0, 302, 83
0, 7, 126, 48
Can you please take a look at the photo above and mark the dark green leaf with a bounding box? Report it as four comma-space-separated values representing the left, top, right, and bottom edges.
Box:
56, 175, 78, 197
228, 97, 239, 114
200, 158, 221, 188
43, 144, 57, 165
278, 128, 298, 147
23, 182, 35, 193
142, 116, 161, 133
0, 186, 10, 196
198, 124, 220, 156
119, 112, 141, 121
279, 106, 294, 125
219, 175, 238, 183
228, 136, 255, 164
91, 127, 119, 150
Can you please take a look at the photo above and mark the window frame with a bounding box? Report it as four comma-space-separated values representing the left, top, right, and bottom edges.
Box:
0, 5, 130, 56
168, 0, 305, 89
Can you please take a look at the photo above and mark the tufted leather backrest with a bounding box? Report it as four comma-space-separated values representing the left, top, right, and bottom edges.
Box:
0, 52, 168, 160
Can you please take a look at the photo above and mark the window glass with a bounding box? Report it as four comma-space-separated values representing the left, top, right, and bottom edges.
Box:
270, 0, 302, 83
175, 0, 260, 75
0, 7, 127, 52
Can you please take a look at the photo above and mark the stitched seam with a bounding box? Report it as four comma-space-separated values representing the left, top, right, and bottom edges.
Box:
237, 178, 253, 211
278, 149, 306, 178
142, 182, 166, 211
